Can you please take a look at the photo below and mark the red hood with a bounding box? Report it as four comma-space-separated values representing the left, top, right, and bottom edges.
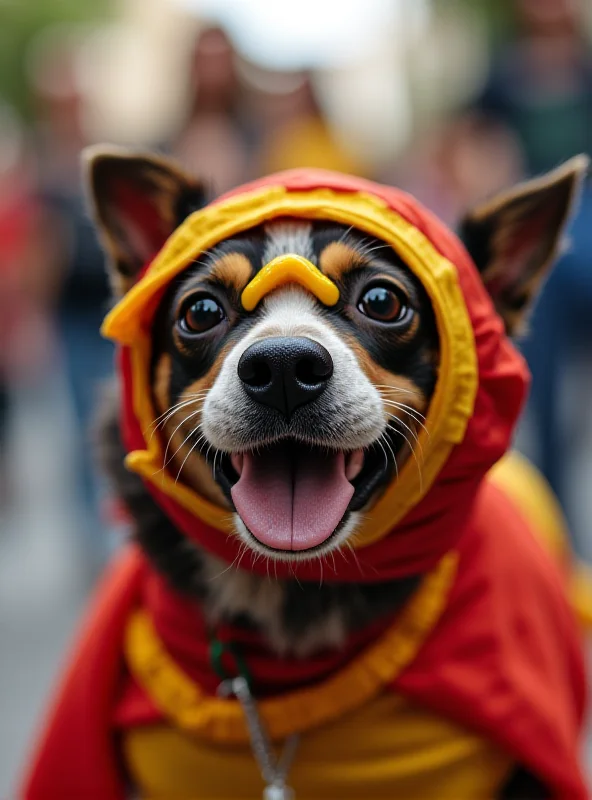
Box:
105, 169, 529, 582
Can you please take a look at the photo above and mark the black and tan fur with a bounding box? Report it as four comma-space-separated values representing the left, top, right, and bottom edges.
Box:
88, 148, 587, 798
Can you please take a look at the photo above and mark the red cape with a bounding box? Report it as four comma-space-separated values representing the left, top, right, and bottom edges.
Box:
22, 479, 587, 798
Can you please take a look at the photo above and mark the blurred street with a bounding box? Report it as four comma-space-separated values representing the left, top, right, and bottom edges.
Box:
0, 369, 95, 796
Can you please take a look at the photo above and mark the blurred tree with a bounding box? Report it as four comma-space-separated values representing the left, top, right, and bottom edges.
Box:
0, 0, 111, 119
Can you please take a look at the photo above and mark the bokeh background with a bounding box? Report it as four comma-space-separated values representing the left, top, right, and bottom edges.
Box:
2, 0, 592, 793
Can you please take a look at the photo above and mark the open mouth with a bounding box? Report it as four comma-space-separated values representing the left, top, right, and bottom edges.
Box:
213, 439, 394, 552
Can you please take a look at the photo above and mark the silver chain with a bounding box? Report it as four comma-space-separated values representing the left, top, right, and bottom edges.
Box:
218, 676, 299, 799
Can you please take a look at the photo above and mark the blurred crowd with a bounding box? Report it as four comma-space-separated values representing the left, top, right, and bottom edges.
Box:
404, 0, 592, 546
1, 0, 592, 569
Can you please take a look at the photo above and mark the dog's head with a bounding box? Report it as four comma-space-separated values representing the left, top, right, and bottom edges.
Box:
87, 150, 586, 566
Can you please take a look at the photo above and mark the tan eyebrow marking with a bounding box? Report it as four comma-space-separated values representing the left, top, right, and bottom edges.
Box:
209, 252, 253, 292
319, 241, 362, 281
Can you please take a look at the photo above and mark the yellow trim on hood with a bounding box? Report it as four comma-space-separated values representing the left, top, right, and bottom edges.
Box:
102, 185, 478, 548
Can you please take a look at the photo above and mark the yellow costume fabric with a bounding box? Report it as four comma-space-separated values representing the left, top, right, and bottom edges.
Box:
123, 693, 512, 800
122, 555, 510, 799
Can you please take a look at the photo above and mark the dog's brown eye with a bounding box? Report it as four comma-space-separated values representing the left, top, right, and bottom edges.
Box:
180, 295, 225, 333
358, 285, 409, 323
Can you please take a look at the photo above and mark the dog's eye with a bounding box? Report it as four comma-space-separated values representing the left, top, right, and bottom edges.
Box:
179, 295, 225, 333
357, 285, 410, 324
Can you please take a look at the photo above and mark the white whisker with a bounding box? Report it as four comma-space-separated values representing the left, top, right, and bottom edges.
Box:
357, 241, 392, 259
379, 397, 426, 421
385, 412, 424, 456
389, 426, 423, 491
162, 407, 204, 467
209, 544, 246, 581
175, 433, 218, 484
379, 431, 400, 481
375, 438, 390, 474
373, 383, 423, 398
337, 223, 356, 245
147, 393, 209, 440
151, 425, 206, 479
380, 399, 430, 438
344, 540, 372, 575
149, 391, 208, 428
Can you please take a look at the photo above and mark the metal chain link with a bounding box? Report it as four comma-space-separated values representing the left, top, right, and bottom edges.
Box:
218, 676, 299, 799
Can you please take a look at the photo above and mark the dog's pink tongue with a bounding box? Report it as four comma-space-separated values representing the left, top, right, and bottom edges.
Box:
231, 446, 354, 550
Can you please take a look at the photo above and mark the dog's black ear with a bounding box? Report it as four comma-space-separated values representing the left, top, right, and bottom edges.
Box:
460, 154, 589, 336
82, 147, 207, 296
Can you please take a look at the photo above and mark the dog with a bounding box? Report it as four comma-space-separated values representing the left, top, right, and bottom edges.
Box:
22, 151, 590, 799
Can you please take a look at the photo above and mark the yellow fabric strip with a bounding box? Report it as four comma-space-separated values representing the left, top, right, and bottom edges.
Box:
123, 692, 513, 799
241, 254, 339, 311
487, 451, 567, 559
103, 186, 478, 548
488, 451, 592, 627
125, 552, 457, 744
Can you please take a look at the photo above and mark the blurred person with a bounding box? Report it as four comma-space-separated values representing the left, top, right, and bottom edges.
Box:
258, 72, 367, 177
395, 113, 524, 228
0, 105, 56, 508
477, 0, 591, 175
175, 26, 253, 193
469, 0, 592, 543
29, 36, 115, 566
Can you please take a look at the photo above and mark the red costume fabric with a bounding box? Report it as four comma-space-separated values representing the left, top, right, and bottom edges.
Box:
21, 170, 588, 799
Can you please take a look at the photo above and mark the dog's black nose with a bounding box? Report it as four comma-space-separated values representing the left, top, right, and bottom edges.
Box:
238, 336, 333, 419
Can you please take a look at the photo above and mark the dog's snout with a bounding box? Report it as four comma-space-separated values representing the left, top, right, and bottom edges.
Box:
237, 336, 333, 419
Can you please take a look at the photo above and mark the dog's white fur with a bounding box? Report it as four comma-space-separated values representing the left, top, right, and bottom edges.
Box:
262, 221, 316, 264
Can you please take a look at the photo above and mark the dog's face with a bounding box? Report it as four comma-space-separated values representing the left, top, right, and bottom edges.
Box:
150, 220, 438, 559
87, 149, 586, 564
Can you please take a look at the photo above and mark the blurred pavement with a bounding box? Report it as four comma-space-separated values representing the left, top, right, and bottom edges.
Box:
0, 369, 97, 797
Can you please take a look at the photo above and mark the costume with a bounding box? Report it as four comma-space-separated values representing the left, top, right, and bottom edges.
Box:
22, 170, 588, 798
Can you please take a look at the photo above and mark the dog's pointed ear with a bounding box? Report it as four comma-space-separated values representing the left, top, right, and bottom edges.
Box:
83, 146, 207, 296
459, 154, 589, 336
